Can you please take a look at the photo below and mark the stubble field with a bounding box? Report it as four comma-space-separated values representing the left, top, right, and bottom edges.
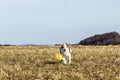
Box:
0, 46, 120, 80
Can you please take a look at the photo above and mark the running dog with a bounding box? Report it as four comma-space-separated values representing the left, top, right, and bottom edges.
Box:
60, 43, 72, 64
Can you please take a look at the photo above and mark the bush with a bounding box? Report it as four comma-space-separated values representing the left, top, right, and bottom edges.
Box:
79, 32, 120, 45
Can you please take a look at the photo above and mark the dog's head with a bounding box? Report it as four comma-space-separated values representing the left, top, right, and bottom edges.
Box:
60, 43, 70, 52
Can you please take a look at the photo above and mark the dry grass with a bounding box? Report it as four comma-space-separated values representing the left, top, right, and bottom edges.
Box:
0, 46, 120, 80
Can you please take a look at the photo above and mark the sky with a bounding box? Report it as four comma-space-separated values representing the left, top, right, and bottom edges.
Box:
0, 0, 120, 45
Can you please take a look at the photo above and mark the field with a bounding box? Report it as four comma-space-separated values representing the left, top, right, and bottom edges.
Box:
0, 46, 120, 80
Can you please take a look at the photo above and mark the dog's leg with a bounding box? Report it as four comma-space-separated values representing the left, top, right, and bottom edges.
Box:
62, 57, 67, 64
69, 55, 71, 64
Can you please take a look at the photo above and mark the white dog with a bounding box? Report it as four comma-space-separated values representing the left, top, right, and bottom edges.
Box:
60, 43, 72, 64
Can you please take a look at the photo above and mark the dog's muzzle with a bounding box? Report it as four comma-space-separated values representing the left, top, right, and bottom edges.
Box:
63, 49, 66, 52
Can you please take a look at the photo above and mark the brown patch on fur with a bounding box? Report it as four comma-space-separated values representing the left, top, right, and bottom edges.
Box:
60, 44, 64, 49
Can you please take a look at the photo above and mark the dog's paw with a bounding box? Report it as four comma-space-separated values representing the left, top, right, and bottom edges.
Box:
63, 62, 67, 64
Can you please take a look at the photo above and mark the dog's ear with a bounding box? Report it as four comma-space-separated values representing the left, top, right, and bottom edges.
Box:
60, 44, 64, 48
66, 43, 70, 47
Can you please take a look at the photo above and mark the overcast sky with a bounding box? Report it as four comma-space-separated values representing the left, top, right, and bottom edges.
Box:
0, 0, 120, 45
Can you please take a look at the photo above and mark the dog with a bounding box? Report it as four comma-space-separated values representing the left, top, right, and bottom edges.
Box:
60, 43, 72, 64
